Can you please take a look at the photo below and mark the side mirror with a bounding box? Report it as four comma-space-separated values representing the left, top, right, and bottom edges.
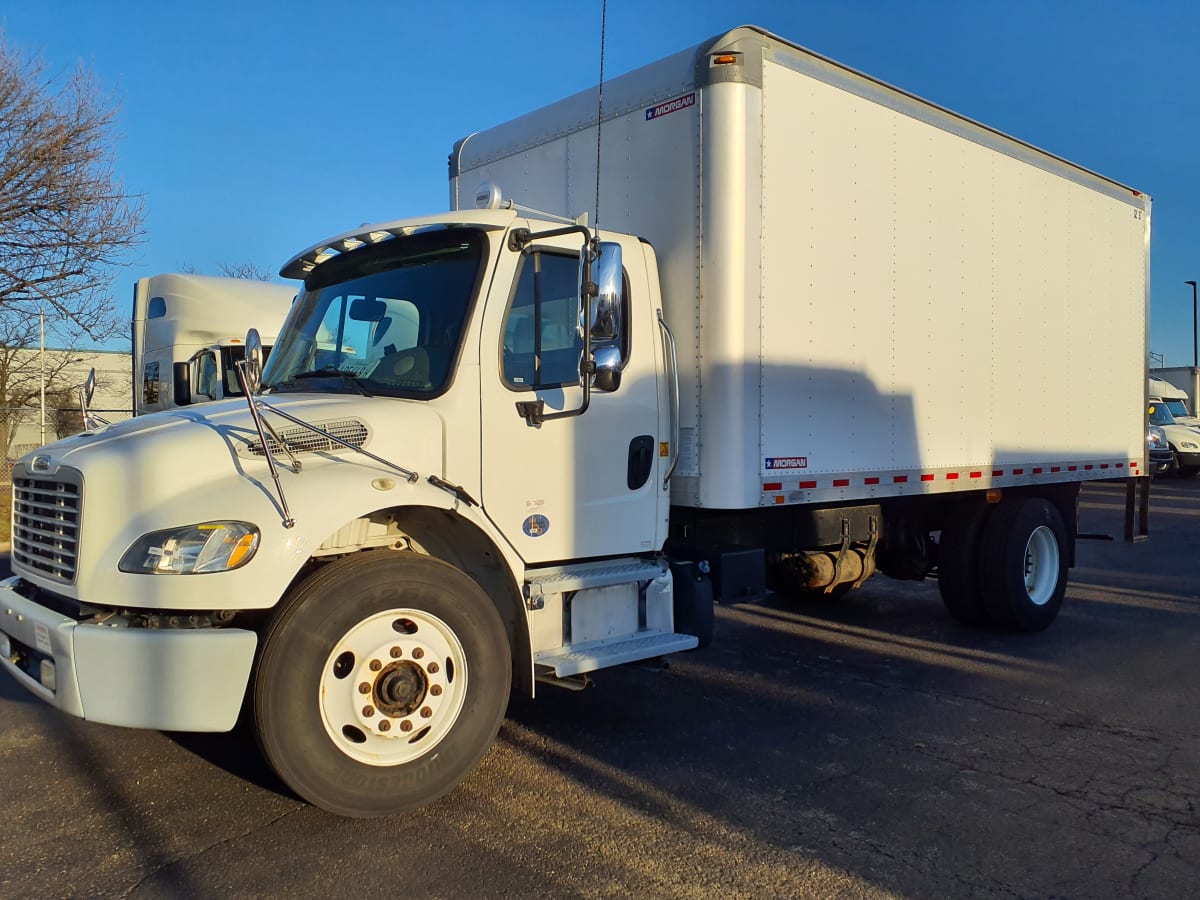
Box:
83, 368, 97, 407
244, 328, 264, 393
172, 362, 192, 406
592, 344, 622, 393
589, 242, 623, 341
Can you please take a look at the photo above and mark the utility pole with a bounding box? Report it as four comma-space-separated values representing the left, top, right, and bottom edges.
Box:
1187, 280, 1198, 369
39, 308, 46, 446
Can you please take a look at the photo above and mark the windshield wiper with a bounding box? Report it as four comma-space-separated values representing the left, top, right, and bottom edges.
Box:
273, 368, 374, 396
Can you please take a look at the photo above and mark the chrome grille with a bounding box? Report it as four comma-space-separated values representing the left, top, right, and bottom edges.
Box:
12, 472, 82, 583
246, 418, 369, 456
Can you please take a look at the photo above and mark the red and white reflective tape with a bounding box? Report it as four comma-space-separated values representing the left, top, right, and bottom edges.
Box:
760, 459, 1139, 505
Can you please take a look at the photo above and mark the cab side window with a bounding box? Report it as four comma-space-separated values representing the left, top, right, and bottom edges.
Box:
501, 252, 583, 389
194, 352, 218, 400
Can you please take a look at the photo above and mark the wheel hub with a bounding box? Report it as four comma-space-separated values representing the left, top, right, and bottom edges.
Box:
319, 609, 468, 766
373, 661, 427, 717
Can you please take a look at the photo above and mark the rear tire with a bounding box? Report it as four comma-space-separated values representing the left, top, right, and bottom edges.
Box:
937, 502, 992, 626
978, 498, 1068, 633
253, 552, 510, 817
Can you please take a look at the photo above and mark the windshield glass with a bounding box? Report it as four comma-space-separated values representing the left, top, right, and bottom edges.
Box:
1163, 398, 1191, 418
1149, 403, 1177, 426
262, 229, 485, 397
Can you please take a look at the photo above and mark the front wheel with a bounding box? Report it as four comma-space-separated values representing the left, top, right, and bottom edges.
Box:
253, 552, 511, 817
978, 498, 1068, 633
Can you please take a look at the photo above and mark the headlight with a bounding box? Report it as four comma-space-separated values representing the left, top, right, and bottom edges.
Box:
1148, 425, 1167, 449
119, 522, 260, 575
1182, 442, 1199, 450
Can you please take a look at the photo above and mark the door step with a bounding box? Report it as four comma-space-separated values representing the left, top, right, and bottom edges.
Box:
534, 631, 698, 678
525, 558, 667, 598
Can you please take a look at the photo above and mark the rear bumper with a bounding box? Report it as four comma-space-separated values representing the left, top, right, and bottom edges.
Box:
0, 578, 256, 731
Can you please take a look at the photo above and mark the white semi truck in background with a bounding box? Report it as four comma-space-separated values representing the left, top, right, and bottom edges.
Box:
1148, 376, 1200, 476
1150, 367, 1200, 423
132, 273, 295, 414
1, 26, 1149, 817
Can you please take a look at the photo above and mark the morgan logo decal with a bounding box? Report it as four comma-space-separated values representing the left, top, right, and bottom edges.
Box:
765, 457, 808, 470
645, 92, 696, 121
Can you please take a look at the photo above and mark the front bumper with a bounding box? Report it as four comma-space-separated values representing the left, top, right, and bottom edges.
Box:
1149, 449, 1176, 476
0, 577, 257, 731
1175, 449, 1200, 468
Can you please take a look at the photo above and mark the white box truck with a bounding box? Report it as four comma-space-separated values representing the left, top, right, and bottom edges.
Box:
0, 26, 1149, 817
132, 273, 295, 414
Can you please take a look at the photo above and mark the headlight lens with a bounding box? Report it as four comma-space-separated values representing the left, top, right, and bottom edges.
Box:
119, 522, 260, 575
1182, 442, 1199, 450
1148, 426, 1167, 449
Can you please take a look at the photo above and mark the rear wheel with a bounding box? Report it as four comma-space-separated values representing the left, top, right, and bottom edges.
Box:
253, 552, 510, 817
937, 502, 992, 626
978, 498, 1068, 633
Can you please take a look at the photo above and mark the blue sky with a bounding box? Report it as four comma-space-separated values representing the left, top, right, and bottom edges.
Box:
3, 1, 1198, 364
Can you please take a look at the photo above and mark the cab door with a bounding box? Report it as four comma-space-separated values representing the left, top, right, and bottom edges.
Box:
478, 236, 663, 564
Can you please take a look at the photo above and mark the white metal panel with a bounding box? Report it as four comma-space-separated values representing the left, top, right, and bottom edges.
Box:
758, 55, 1147, 491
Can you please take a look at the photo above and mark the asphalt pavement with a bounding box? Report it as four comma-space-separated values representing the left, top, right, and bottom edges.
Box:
1, 479, 1198, 898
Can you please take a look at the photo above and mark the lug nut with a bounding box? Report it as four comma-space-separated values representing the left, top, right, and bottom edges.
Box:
400, 720, 413, 733
362, 706, 375, 717
390, 646, 403, 658
427, 661, 439, 674
412, 647, 424, 660
358, 682, 371, 694
420, 707, 433, 718
379, 720, 391, 732
369, 659, 382, 672
430, 685, 443, 697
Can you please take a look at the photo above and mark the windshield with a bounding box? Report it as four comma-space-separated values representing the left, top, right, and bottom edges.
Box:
263, 229, 485, 397
1149, 403, 1177, 426
1163, 398, 1191, 418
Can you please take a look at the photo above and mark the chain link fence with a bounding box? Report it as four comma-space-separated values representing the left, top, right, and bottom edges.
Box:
0, 407, 133, 485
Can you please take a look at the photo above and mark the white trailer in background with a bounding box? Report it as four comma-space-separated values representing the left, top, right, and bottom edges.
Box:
1, 26, 1150, 818
131, 273, 295, 414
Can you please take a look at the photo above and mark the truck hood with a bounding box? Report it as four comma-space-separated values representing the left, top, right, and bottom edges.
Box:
13, 394, 448, 607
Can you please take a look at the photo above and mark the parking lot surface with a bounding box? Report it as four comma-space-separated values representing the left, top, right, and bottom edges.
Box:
1, 479, 1198, 898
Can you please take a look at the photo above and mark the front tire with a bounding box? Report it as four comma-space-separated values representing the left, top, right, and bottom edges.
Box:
253, 552, 511, 817
978, 498, 1068, 633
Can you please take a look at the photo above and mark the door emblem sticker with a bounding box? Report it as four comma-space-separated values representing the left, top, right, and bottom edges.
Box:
522, 514, 550, 538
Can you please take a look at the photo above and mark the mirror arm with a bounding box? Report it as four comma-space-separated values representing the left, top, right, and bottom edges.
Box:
509, 224, 592, 252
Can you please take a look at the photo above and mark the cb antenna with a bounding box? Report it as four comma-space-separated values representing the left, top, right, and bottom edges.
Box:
592, 0, 607, 243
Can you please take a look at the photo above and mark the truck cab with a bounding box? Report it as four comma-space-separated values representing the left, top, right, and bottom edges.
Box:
132, 273, 295, 414
1148, 378, 1200, 477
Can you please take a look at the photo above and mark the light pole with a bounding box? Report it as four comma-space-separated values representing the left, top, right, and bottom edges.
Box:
39, 308, 46, 446
1188, 280, 1199, 369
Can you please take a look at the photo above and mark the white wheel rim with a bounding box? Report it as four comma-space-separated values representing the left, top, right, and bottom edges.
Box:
1023, 525, 1059, 607
319, 608, 468, 766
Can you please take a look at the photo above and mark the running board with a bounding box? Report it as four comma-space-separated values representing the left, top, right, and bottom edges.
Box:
525, 558, 666, 599
534, 631, 698, 678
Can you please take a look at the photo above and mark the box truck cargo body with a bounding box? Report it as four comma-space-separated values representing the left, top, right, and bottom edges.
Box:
0, 26, 1150, 818
451, 26, 1149, 512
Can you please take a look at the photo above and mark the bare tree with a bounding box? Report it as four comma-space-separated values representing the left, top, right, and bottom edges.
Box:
218, 261, 274, 282
0, 33, 143, 437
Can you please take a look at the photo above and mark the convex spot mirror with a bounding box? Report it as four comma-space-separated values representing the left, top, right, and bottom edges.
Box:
244, 328, 264, 393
